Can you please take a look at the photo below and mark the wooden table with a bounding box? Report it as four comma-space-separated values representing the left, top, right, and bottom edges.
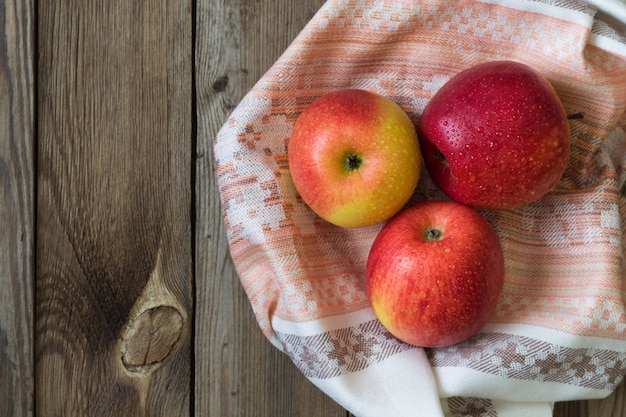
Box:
1, 0, 624, 416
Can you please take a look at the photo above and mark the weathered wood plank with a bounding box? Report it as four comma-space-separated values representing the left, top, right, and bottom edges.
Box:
194, 0, 347, 416
0, 0, 35, 416
36, 0, 193, 415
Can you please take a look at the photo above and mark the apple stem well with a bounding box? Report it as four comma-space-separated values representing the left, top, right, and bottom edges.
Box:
344, 152, 364, 172
424, 228, 444, 241
434, 150, 449, 167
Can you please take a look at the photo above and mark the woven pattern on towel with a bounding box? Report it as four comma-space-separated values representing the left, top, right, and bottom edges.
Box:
213, 1, 626, 415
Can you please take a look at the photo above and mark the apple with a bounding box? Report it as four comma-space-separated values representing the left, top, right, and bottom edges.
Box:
417, 60, 571, 209
288, 89, 421, 228
365, 200, 505, 348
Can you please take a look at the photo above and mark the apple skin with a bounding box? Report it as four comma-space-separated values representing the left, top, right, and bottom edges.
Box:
417, 60, 570, 209
365, 200, 505, 348
288, 89, 421, 228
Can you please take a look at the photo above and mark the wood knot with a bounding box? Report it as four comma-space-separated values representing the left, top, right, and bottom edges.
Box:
212, 75, 229, 92
121, 306, 183, 373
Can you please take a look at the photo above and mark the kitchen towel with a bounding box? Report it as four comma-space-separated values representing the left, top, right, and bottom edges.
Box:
213, 1, 626, 415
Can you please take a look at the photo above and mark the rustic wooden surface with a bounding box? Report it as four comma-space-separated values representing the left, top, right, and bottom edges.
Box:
0, 0, 35, 416
0, 0, 623, 416
36, 0, 193, 415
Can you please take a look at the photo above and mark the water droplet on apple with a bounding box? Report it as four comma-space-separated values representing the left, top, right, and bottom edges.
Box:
489, 141, 501, 151
465, 143, 477, 151
476, 126, 484, 133
442, 120, 449, 126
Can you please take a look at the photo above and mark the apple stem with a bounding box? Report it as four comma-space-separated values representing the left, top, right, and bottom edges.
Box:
345, 153, 363, 171
424, 228, 443, 241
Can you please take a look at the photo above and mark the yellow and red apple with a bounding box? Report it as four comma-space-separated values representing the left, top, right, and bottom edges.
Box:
366, 200, 505, 348
418, 60, 571, 209
288, 89, 421, 229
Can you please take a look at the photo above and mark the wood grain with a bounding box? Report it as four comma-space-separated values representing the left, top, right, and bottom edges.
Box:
0, 0, 35, 416
194, 0, 347, 416
36, 0, 192, 415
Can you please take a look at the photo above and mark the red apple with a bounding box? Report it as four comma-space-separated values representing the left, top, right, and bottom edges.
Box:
365, 200, 505, 348
288, 89, 422, 228
418, 60, 570, 209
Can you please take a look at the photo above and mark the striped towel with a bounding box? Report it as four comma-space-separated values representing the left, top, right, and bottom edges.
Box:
213, 1, 626, 415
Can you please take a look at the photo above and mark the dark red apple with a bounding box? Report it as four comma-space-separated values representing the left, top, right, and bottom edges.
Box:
418, 60, 571, 209
365, 200, 505, 348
